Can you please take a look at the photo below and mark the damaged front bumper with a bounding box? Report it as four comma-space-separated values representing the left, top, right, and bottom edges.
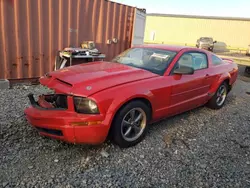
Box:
24, 93, 109, 144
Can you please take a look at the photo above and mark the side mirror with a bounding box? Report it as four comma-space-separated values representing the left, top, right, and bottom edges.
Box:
173, 66, 194, 75
213, 40, 217, 44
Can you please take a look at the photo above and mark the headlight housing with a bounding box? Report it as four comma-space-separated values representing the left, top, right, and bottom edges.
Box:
73, 97, 99, 114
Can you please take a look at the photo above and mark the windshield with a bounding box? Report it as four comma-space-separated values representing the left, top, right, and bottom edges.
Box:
200, 37, 213, 42
111, 48, 177, 75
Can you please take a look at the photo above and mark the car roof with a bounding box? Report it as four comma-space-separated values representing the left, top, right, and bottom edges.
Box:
134, 44, 196, 52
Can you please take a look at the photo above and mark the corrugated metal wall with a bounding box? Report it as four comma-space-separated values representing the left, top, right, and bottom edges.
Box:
144, 14, 250, 50
0, 0, 135, 79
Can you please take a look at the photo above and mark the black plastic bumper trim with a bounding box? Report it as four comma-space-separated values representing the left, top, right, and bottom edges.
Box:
35, 126, 63, 136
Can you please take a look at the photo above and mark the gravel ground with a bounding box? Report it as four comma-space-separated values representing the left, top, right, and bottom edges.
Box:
1, 67, 250, 188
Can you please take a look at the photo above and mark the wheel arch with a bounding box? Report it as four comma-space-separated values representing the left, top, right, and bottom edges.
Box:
112, 97, 153, 123
223, 78, 231, 90
207, 77, 230, 109
106, 96, 154, 137
210, 73, 231, 95
107, 96, 153, 147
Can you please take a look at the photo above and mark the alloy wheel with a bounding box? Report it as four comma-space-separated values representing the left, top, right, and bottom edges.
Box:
216, 85, 227, 106
121, 108, 147, 142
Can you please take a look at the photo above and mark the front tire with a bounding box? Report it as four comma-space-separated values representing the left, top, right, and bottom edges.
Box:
110, 101, 150, 148
207, 82, 228, 109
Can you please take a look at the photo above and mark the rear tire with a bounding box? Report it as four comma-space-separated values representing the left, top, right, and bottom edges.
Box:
207, 82, 228, 109
110, 101, 150, 148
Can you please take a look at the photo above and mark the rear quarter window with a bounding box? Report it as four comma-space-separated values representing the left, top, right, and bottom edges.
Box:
212, 55, 223, 65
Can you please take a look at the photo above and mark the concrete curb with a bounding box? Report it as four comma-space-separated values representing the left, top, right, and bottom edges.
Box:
218, 55, 250, 66
218, 55, 250, 62
0, 79, 10, 89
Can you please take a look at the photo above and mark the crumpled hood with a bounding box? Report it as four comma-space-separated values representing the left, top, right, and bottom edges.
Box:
40, 61, 158, 96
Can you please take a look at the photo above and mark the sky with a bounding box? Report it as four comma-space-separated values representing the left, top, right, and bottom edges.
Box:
111, 0, 250, 18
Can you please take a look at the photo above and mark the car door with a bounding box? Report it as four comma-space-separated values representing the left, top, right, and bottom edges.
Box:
167, 51, 210, 116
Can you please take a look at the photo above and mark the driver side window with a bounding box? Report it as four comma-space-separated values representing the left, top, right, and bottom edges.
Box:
175, 52, 208, 71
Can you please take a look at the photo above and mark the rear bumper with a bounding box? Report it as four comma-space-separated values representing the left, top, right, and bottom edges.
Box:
24, 105, 110, 145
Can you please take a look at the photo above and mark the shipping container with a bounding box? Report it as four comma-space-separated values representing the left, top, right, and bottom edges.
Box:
0, 0, 146, 80
144, 14, 250, 51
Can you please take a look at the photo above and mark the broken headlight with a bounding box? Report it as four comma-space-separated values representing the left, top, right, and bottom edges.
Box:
73, 97, 99, 114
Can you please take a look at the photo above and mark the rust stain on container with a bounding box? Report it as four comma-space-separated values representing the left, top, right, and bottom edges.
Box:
0, 0, 135, 79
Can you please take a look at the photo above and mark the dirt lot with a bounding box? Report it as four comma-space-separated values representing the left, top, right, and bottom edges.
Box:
1, 65, 250, 188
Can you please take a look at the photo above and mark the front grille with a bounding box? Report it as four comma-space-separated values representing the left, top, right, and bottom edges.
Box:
35, 126, 63, 136
200, 44, 210, 47
40, 94, 68, 109
54, 95, 68, 109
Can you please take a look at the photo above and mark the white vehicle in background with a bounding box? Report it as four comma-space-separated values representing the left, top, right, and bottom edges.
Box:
196, 37, 217, 52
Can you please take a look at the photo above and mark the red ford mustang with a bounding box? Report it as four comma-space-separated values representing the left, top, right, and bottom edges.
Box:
24, 45, 238, 148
